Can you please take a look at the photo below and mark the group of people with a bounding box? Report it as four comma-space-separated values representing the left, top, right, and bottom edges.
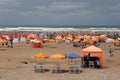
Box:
1, 36, 13, 48
81, 53, 101, 68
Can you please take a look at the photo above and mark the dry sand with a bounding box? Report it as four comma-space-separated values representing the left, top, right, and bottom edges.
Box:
0, 42, 120, 80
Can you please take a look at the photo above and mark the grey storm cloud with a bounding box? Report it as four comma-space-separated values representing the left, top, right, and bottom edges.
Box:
0, 0, 120, 25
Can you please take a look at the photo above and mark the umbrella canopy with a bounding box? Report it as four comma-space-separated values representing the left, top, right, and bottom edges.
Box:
50, 54, 66, 59
0, 39, 6, 44
65, 53, 81, 59
65, 53, 81, 64
50, 54, 66, 65
32, 53, 48, 58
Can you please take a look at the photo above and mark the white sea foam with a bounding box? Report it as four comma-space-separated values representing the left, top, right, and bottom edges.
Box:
0, 26, 120, 33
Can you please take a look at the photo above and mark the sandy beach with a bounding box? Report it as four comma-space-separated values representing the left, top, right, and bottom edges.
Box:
0, 39, 120, 80
1, 0, 120, 79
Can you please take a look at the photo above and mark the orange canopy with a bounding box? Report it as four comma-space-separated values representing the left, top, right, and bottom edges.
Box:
82, 46, 104, 66
32, 53, 48, 58
48, 39, 55, 42
50, 54, 66, 59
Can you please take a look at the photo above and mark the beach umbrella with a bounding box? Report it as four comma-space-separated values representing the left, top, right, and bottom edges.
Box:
50, 54, 66, 64
32, 53, 48, 58
112, 40, 120, 45
65, 53, 81, 59
99, 34, 106, 41
32, 53, 49, 64
0, 39, 6, 44
118, 37, 120, 41
50, 54, 66, 59
73, 39, 80, 43
65, 53, 81, 64
106, 38, 114, 44
48, 39, 55, 42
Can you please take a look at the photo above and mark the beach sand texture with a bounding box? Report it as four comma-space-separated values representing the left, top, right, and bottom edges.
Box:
0, 41, 120, 80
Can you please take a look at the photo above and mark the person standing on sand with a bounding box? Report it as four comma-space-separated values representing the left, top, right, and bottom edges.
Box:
86, 53, 91, 67
9, 36, 13, 48
109, 45, 113, 57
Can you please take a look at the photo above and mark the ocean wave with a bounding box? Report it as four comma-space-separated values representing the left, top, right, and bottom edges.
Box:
0, 26, 120, 32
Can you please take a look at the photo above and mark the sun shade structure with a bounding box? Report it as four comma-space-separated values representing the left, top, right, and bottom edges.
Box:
32, 53, 48, 58
65, 53, 81, 64
82, 46, 104, 66
50, 54, 66, 59
65, 53, 81, 59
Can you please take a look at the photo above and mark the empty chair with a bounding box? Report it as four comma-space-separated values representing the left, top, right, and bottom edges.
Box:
69, 65, 74, 73
89, 61, 94, 68
38, 64, 45, 73
52, 64, 62, 73
74, 65, 80, 73
33, 64, 38, 72
69, 65, 80, 74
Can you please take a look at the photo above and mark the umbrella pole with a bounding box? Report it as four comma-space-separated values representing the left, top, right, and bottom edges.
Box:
68, 58, 69, 65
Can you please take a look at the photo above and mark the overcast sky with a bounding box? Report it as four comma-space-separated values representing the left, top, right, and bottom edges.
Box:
0, 0, 120, 25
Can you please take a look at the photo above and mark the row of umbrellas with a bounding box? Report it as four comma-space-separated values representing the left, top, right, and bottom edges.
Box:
32, 53, 81, 59
32, 53, 81, 64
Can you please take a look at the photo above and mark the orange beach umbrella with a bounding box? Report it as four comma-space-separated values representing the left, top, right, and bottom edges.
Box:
32, 53, 49, 64
50, 54, 66, 64
50, 54, 66, 59
32, 53, 48, 59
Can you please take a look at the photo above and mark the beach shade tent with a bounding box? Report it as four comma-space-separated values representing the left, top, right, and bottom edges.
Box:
56, 35, 63, 40
48, 39, 56, 42
32, 40, 43, 48
73, 39, 80, 43
65, 53, 81, 64
56, 35, 63, 43
28, 34, 38, 40
32, 53, 49, 63
1, 34, 9, 40
13, 38, 19, 43
118, 37, 120, 40
106, 38, 114, 44
112, 40, 120, 45
90, 37, 99, 44
82, 45, 104, 67
73, 36, 80, 42
42, 39, 49, 43
65, 35, 73, 43
0, 39, 6, 44
99, 34, 106, 41
20, 37, 27, 42
81, 39, 89, 44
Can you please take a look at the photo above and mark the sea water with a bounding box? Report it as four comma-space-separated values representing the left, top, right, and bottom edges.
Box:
0, 25, 120, 33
